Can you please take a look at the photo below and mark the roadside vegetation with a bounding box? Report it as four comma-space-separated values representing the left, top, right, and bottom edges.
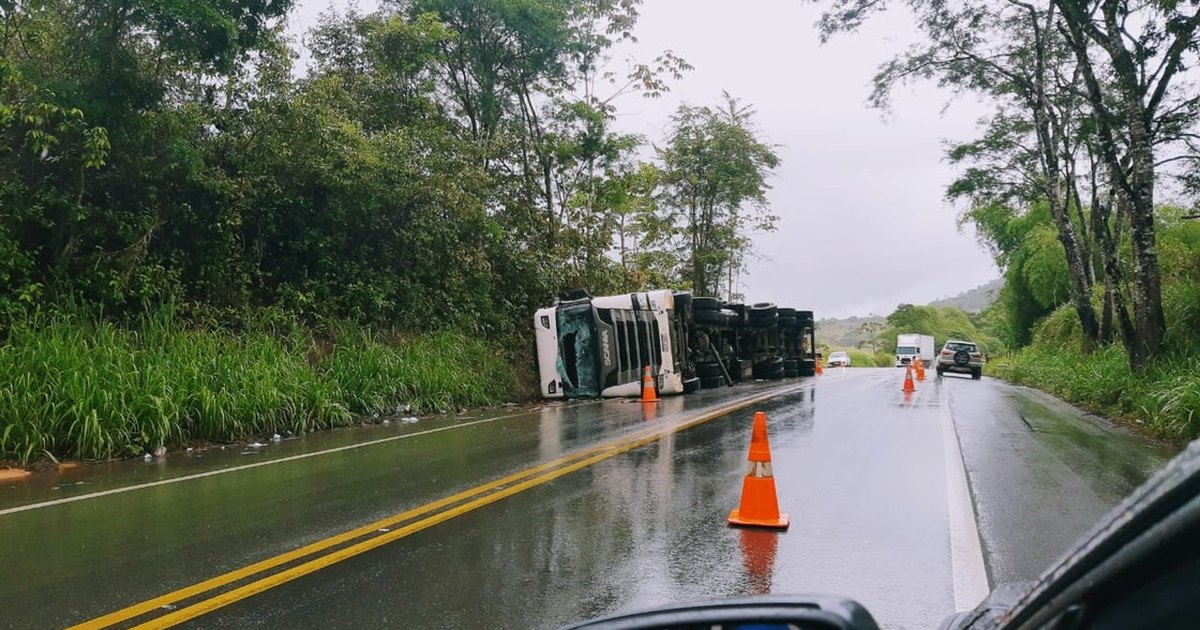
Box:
834, 305, 998, 366
986, 219, 1200, 442
0, 2, 781, 465
0, 308, 515, 464
816, 1, 1200, 441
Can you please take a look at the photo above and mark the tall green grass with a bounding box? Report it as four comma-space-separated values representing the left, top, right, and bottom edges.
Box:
0, 311, 515, 464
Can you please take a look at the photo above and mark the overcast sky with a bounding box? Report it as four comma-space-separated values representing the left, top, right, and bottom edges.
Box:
289, 1, 1001, 318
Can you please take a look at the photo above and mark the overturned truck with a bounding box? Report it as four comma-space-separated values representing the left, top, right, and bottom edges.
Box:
534, 289, 816, 399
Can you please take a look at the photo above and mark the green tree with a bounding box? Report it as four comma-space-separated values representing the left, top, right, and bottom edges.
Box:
652, 92, 780, 297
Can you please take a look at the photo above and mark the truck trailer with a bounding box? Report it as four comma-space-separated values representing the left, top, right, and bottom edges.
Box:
534, 289, 816, 399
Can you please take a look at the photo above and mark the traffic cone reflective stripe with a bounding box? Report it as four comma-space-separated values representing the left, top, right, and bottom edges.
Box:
902, 365, 916, 393
728, 411, 790, 529
640, 365, 659, 403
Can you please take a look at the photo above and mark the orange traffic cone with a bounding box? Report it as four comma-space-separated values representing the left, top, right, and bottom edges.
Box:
914, 358, 926, 381
728, 411, 790, 529
815, 359, 824, 375
902, 364, 916, 393
640, 365, 659, 403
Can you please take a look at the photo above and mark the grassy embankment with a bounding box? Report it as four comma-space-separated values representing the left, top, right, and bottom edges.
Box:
986, 220, 1200, 443
987, 312, 1200, 443
0, 309, 517, 465
986, 219, 1200, 442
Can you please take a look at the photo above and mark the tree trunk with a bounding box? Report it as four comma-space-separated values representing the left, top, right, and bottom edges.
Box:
1092, 188, 1137, 355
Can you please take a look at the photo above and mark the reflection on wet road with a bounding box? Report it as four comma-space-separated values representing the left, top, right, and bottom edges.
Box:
0, 370, 1173, 629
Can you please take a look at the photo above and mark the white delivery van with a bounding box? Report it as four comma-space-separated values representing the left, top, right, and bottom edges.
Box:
895, 334, 935, 367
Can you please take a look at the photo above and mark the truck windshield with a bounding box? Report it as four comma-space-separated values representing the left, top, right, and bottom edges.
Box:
556, 302, 600, 397
896, 346, 917, 355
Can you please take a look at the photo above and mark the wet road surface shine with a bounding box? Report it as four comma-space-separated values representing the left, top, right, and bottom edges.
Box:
1, 369, 1171, 630
186, 370, 958, 629
9, 379, 820, 628
101, 381, 822, 629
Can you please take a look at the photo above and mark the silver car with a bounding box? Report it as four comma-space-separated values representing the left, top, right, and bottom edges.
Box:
827, 351, 851, 367
936, 339, 983, 380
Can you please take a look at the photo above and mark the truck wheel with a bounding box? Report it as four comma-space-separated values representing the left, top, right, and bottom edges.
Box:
753, 356, 784, 378
682, 377, 701, 393
697, 361, 724, 378
700, 375, 725, 389
783, 369, 799, 378
748, 303, 777, 320
694, 309, 723, 326
693, 297, 721, 311
798, 359, 816, 377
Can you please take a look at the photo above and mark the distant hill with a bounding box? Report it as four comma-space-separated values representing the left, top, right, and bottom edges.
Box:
815, 314, 886, 349
817, 278, 1004, 348
928, 278, 1003, 313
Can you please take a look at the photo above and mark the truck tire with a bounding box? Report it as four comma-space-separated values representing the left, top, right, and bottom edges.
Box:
697, 361, 724, 378
783, 369, 799, 378
700, 375, 725, 389
777, 307, 797, 318
783, 359, 798, 371
749, 303, 777, 320
777, 316, 798, 329
972, 369, 982, 380
694, 309, 723, 326
694, 297, 721, 311
673, 293, 693, 320
753, 356, 784, 378
798, 359, 816, 377
682, 377, 701, 393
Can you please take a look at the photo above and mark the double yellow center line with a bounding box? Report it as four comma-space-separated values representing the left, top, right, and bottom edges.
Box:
72, 382, 813, 629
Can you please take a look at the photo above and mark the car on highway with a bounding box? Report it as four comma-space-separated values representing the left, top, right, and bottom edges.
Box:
827, 351, 851, 367
937, 339, 984, 380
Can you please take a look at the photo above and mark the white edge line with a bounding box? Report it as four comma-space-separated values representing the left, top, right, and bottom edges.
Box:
940, 385, 990, 611
0, 404, 601, 517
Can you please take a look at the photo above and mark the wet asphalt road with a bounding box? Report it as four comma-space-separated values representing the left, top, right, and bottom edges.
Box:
0, 369, 1174, 629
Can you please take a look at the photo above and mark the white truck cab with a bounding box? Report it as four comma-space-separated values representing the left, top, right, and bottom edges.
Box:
895, 333, 935, 367
534, 290, 685, 398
